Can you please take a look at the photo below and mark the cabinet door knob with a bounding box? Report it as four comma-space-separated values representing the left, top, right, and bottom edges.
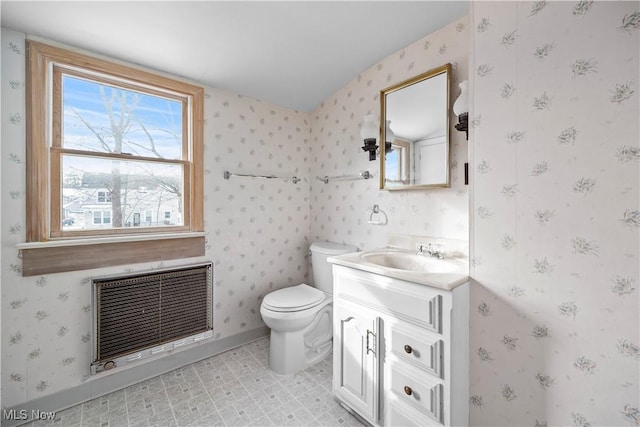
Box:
404, 344, 413, 354
404, 386, 413, 396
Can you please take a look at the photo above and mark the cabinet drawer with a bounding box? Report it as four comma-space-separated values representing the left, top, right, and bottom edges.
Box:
390, 362, 443, 424
334, 266, 442, 332
386, 395, 442, 427
390, 322, 443, 378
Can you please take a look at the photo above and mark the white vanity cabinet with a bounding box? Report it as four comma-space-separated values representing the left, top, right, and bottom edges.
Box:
333, 299, 380, 422
331, 264, 469, 427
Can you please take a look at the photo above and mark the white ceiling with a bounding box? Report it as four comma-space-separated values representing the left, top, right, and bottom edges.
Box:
1, 1, 468, 112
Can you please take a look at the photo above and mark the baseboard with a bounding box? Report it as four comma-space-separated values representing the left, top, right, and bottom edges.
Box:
338, 401, 373, 427
1, 326, 269, 427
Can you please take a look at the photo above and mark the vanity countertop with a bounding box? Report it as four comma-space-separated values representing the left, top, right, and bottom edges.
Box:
328, 247, 470, 291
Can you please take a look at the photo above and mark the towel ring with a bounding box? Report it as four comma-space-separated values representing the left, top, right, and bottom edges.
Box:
368, 204, 388, 225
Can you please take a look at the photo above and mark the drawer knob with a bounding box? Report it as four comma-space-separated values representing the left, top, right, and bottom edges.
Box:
404, 345, 413, 354
404, 386, 413, 396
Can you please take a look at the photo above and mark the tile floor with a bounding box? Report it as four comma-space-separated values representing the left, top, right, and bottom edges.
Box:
29, 337, 364, 427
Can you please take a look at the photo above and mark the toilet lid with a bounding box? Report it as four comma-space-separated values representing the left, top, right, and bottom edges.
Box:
263, 284, 325, 312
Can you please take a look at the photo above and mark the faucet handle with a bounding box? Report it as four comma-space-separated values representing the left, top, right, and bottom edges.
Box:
416, 243, 432, 255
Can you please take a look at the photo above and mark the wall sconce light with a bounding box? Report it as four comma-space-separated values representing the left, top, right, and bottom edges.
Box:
453, 80, 468, 140
361, 114, 379, 161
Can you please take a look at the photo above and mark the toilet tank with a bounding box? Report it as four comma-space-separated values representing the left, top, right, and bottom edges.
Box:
310, 241, 357, 294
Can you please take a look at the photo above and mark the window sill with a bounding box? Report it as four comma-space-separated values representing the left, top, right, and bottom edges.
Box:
18, 232, 206, 276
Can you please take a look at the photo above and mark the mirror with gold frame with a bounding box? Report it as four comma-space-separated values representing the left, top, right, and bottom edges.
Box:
380, 63, 451, 190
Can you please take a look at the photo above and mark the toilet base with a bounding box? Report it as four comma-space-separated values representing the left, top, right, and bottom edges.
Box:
268, 332, 332, 375
266, 303, 333, 375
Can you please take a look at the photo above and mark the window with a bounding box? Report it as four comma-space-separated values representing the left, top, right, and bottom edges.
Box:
93, 210, 111, 225
93, 211, 102, 225
97, 191, 111, 203
394, 140, 411, 184
23, 40, 204, 275
385, 139, 411, 185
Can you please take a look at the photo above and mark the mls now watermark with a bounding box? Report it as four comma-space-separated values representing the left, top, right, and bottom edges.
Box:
3, 409, 56, 421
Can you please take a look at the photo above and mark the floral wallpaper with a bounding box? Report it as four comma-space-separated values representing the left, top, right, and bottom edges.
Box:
1, 28, 310, 408
309, 17, 470, 252
469, 1, 639, 426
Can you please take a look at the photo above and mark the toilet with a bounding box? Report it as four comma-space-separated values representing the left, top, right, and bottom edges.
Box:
260, 241, 357, 375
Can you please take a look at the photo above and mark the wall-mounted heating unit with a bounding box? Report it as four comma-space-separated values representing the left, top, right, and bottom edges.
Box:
91, 262, 213, 374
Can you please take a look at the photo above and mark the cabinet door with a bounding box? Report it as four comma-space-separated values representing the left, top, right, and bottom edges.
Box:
333, 300, 379, 423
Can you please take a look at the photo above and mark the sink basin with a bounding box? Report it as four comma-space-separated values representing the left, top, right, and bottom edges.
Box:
328, 247, 470, 290
360, 251, 460, 273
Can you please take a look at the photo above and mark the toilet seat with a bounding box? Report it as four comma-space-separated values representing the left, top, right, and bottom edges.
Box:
262, 284, 325, 312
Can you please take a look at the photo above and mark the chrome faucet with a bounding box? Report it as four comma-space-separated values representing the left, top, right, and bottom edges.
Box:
416, 243, 445, 259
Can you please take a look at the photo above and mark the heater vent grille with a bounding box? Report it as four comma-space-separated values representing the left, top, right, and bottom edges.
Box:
93, 263, 212, 365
